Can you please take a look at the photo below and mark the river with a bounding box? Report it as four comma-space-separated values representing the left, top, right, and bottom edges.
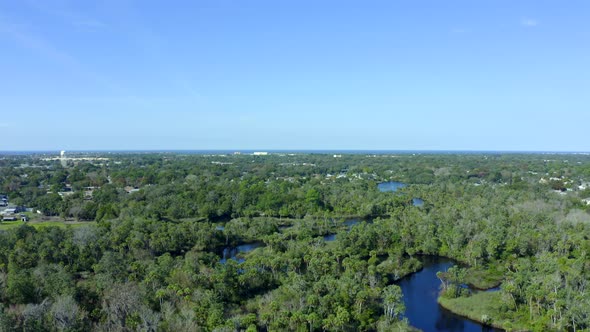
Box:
398, 256, 502, 332
220, 229, 499, 331
219, 242, 264, 264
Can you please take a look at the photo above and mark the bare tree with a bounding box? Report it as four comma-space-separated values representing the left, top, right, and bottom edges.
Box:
50, 295, 83, 331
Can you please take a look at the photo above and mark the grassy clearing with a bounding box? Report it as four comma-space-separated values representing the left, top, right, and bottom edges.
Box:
465, 264, 504, 289
0, 220, 92, 230
0, 221, 25, 230
438, 292, 531, 331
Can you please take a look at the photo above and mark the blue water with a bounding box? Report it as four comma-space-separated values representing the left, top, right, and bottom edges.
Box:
343, 218, 360, 229
379, 182, 425, 206
220, 242, 264, 264
324, 218, 361, 241
378, 181, 407, 192
398, 256, 501, 332
323, 234, 337, 241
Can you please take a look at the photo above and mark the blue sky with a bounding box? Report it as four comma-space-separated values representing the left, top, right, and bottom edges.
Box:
1, 0, 589, 151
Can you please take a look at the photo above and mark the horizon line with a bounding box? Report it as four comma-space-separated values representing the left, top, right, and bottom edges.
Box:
1, 149, 589, 155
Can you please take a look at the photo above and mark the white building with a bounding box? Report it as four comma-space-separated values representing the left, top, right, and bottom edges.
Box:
60, 150, 67, 167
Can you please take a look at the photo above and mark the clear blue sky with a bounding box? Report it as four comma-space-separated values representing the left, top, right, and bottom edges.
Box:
1, 0, 589, 151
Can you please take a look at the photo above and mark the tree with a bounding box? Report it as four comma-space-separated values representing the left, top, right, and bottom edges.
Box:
6, 270, 36, 304
50, 295, 85, 331
382, 285, 404, 321
101, 282, 142, 331
305, 189, 321, 208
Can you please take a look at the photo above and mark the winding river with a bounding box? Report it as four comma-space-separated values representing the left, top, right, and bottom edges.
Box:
398, 256, 501, 332
223, 182, 492, 330
219, 230, 500, 330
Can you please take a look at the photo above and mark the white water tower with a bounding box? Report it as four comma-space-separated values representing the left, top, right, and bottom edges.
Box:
60, 150, 67, 167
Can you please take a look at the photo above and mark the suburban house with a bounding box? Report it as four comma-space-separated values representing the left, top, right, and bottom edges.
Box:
84, 186, 99, 200
124, 186, 140, 194
2, 215, 17, 221
1, 208, 17, 215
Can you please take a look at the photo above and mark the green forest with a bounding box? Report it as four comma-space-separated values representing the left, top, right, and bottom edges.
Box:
1, 152, 590, 331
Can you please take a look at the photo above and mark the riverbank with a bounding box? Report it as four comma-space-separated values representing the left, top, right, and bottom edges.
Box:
414, 254, 504, 289
438, 292, 530, 331
397, 256, 499, 331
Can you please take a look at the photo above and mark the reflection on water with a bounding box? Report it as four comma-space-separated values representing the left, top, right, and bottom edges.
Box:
220, 242, 264, 264
378, 181, 407, 192
379, 182, 424, 206
323, 218, 360, 242
412, 198, 424, 206
344, 218, 359, 229
397, 256, 502, 332
323, 234, 336, 242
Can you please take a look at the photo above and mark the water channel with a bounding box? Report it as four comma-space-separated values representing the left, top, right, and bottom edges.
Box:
219, 242, 264, 264
219, 181, 499, 330
397, 256, 502, 332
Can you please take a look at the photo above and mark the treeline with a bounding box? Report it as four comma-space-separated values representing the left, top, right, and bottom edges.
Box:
6, 153, 590, 223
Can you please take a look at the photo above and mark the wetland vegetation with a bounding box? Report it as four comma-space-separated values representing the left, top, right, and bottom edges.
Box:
1, 151, 590, 331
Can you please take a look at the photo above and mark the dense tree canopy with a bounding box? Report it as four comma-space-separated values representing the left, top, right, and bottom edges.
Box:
0, 152, 589, 331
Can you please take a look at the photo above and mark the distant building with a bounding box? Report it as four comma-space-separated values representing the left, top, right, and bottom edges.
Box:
253, 152, 269, 156
60, 150, 67, 167
124, 186, 140, 194
2, 215, 17, 221
1, 208, 16, 215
